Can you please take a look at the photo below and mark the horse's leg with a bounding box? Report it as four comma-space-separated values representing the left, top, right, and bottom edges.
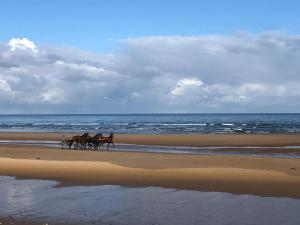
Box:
107, 143, 109, 151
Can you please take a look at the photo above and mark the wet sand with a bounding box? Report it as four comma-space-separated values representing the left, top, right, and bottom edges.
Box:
2, 176, 300, 225
1, 132, 300, 147
1, 145, 300, 198
0, 217, 41, 225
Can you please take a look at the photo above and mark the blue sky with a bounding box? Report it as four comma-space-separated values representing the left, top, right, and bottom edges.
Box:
1, 1, 300, 113
1, 0, 300, 53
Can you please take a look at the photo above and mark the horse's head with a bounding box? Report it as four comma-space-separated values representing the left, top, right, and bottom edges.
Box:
109, 132, 114, 138
93, 133, 101, 138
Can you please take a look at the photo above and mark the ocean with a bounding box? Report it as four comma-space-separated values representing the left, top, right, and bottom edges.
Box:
0, 113, 299, 134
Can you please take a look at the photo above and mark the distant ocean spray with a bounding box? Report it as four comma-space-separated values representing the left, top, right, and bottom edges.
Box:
0, 114, 299, 134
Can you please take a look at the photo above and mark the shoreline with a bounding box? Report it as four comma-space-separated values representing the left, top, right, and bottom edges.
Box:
1, 132, 300, 147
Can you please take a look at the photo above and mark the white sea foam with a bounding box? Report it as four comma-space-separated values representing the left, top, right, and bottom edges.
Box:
159, 123, 207, 126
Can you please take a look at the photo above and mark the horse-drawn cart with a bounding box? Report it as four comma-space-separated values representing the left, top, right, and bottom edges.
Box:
61, 133, 114, 150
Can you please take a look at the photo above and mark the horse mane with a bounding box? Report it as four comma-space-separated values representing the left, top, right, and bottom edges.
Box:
92, 133, 102, 139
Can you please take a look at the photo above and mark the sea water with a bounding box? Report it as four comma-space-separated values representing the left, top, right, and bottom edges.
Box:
0, 113, 299, 134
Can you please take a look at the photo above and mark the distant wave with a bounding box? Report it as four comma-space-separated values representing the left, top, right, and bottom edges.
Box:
0, 114, 300, 134
158, 123, 207, 126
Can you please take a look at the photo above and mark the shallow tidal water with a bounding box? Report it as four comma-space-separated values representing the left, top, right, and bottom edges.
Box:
2, 140, 300, 159
1, 176, 300, 225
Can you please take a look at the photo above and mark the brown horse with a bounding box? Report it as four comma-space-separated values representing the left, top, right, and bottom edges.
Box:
60, 135, 75, 149
70, 135, 80, 149
88, 133, 102, 150
73, 133, 91, 149
65, 138, 75, 149
99, 133, 114, 150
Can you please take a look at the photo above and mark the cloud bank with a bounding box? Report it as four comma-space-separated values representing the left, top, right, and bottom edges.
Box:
1, 32, 300, 113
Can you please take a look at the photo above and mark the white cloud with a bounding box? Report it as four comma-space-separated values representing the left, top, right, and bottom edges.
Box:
55, 60, 106, 74
0, 77, 17, 102
41, 88, 66, 104
130, 92, 142, 101
171, 78, 204, 96
0, 78, 12, 92
1, 33, 300, 113
8, 38, 38, 52
217, 95, 249, 104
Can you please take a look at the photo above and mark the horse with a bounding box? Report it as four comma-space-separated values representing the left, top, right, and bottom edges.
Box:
60, 135, 74, 149
61, 132, 114, 151
87, 133, 102, 150
98, 133, 115, 150
70, 135, 80, 149
73, 133, 91, 150
65, 138, 75, 149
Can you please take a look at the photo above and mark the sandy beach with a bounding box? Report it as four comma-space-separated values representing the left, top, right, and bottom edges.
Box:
1, 132, 300, 198
1, 132, 300, 147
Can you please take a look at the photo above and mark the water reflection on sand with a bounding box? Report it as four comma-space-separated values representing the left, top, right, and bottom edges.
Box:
1, 176, 300, 225
6, 180, 33, 212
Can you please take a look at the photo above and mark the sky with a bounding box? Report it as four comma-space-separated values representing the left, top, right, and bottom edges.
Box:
1, 0, 300, 113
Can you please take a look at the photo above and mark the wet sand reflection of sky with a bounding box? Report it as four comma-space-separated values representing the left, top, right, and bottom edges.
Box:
1, 176, 300, 225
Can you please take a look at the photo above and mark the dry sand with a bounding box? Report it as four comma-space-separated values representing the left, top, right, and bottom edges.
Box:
1, 143, 300, 198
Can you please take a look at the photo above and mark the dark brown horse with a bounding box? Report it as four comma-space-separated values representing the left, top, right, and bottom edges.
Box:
99, 133, 114, 150
65, 138, 75, 149
73, 133, 91, 149
61, 135, 75, 149
88, 133, 102, 150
